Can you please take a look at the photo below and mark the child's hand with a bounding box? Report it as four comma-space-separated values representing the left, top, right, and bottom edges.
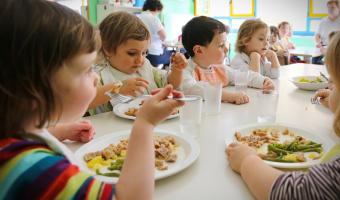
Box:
226, 142, 257, 173
171, 52, 188, 71
263, 78, 275, 91
250, 52, 261, 60
314, 88, 331, 108
120, 77, 149, 97
55, 120, 95, 142
137, 85, 185, 126
225, 91, 249, 105
265, 50, 277, 61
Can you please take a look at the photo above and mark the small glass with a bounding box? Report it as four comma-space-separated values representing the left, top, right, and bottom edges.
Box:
234, 68, 249, 92
179, 95, 202, 139
203, 66, 222, 115
256, 90, 279, 123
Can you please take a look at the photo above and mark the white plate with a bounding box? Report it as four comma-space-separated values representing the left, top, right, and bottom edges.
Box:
225, 122, 333, 169
75, 129, 200, 183
113, 97, 179, 120
290, 75, 328, 91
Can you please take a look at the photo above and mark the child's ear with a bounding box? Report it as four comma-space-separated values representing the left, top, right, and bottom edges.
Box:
242, 37, 251, 46
193, 45, 203, 55
102, 47, 112, 58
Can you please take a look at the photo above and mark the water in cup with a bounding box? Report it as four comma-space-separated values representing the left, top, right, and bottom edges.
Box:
203, 82, 222, 115
256, 90, 279, 123
234, 68, 249, 92
179, 95, 202, 139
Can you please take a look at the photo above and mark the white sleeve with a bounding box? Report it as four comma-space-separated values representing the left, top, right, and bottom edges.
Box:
230, 54, 250, 70
263, 61, 280, 79
180, 68, 205, 97
225, 66, 265, 89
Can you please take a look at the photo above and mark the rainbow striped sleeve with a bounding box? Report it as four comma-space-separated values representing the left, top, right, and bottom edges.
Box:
0, 138, 116, 200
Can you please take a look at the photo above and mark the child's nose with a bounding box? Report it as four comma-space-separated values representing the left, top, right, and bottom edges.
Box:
135, 54, 144, 65
224, 45, 229, 54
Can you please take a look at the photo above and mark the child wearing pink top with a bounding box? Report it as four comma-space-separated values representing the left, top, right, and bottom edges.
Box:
181, 16, 275, 104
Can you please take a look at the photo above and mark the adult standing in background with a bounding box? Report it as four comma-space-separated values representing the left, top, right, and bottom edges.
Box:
139, 0, 171, 67
313, 0, 340, 64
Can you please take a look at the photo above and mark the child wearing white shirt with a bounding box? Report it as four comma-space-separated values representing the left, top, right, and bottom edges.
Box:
231, 19, 280, 79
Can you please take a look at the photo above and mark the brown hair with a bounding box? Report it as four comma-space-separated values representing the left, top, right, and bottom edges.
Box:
329, 31, 340, 40
99, 11, 150, 56
325, 32, 340, 136
270, 26, 280, 39
182, 16, 228, 57
0, 0, 98, 138
235, 19, 268, 53
278, 21, 290, 29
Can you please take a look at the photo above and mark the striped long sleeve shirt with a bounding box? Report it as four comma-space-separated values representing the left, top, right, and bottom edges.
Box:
270, 157, 340, 200
0, 138, 116, 199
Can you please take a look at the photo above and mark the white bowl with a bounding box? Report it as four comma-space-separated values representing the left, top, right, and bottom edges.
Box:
290, 75, 328, 91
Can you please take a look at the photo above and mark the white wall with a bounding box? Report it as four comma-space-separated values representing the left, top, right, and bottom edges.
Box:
257, 0, 308, 31
207, 0, 330, 33
56, 0, 82, 13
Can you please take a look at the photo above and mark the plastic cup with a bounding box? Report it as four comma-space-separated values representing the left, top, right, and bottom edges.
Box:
234, 69, 249, 92
256, 90, 279, 123
179, 95, 202, 139
203, 82, 222, 115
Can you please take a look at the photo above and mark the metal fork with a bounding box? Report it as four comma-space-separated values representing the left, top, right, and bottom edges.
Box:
311, 97, 320, 104
105, 92, 133, 105
320, 72, 329, 82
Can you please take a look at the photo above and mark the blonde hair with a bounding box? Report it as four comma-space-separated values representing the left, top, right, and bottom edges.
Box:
325, 32, 340, 136
99, 11, 150, 55
235, 19, 268, 53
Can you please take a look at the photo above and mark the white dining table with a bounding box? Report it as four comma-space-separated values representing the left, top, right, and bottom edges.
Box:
67, 63, 339, 200
289, 48, 322, 64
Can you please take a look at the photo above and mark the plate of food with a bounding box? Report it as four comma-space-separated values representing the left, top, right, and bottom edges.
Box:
75, 129, 200, 183
290, 75, 328, 91
225, 123, 332, 169
113, 96, 179, 120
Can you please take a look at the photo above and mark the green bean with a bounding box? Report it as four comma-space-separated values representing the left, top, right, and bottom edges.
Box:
268, 144, 292, 155
96, 169, 120, 177
301, 147, 323, 153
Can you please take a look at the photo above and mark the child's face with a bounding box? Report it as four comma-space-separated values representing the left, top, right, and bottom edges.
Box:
200, 32, 229, 65
106, 39, 149, 74
279, 24, 290, 37
53, 51, 98, 122
270, 34, 278, 44
328, 1, 340, 16
245, 28, 270, 55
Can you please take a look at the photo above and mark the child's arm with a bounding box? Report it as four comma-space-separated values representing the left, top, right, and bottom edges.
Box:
48, 120, 95, 142
167, 52, 188, 89
222, 90, 249, 105
249, 52, 262, 72
88, 82, 121, 109
226, 66, 274, 90
226, 143, 284, 200
265, 50, 280, 69
115, 85, 184, 200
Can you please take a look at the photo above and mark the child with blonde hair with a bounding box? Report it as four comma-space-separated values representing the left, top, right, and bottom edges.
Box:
181, 16, 274, 105
226, 32, 340, 200
92, 11, 186, 112
278, 21, 295, 50
231, 19, 280, 79
0, 1, 184, 199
